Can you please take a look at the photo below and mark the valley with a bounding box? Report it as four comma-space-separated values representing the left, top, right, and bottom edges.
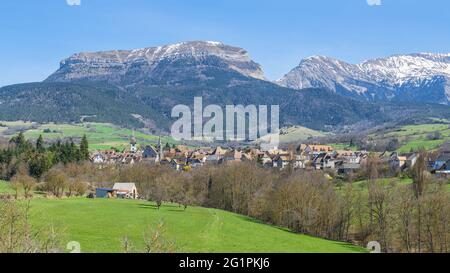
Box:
2, 120, 450, 154
2, 0, 450, 260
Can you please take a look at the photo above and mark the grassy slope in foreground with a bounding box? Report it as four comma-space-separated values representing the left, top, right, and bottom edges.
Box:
28, 198, 365, 253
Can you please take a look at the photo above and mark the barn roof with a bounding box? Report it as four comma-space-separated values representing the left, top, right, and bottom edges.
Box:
96, 188, 114, 191
113, 183, 137, 192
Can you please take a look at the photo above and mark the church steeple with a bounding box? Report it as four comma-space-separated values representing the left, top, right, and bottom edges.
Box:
158, 136, 164, 162
130, 130, 137, 153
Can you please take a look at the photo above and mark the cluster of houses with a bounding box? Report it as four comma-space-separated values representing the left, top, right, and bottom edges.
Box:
90, 135, 450, 178
91, 150, 450, 200
431, 151, 450, 178
377, 150, 450, 178
90, 136, 432, 175
89, 137, 450, 199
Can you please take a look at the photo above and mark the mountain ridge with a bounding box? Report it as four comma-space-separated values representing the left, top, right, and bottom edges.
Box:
1, 41, 450, 132
45, 41, 266, 85
277, 53, 450, 105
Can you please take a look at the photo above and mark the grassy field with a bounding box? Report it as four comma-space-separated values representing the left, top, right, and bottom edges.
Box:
26, 198, 365, 253
329, 143, 358, 151
0, 121, 177, 151
346, 177, 450, 193
277, 126, 328, 143
1, 121, 329, 150
1, 180, 365, 253
322, 123, 450, 153
0, 180, 14, 194
369, 123, 450, 153
350, 177, 413, 191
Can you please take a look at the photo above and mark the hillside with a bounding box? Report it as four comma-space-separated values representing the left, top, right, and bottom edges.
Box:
368, 123, 450, 152
256, 126, 328, 144
27, 198, 365, 253
0, 80, 390, 132
0, 121, 177, 151
0, 82, 157, 128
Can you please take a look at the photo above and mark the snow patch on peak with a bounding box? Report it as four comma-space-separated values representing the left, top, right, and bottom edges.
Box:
164, 42, 186, 54
278, 52, 450, 104
359, 54, 450, 85
205, 41, 223, 46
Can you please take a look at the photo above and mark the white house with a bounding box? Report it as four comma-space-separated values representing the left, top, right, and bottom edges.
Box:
113, 183, 138, 199
272, 155, 290, 170
92, 153, 105, 164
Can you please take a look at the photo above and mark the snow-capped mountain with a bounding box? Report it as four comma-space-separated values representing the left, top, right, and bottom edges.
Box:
277, 53, 450, 104
3, 42, 450, 130
46, 41, 265, 85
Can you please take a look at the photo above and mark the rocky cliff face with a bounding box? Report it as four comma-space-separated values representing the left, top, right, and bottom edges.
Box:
46, 41, 266, 85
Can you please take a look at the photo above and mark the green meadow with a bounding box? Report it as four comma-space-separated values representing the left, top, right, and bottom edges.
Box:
351, 177, 413, 191
0, 180, 14, 194
0, 121, 177, 151
0, 181, 364, 253
329, 143, 358, 151
26, 198, 365, 253
373, 123, 450, 153
278, 126, 328, 143
344, 177, 450, 193
326, 123, 450, 153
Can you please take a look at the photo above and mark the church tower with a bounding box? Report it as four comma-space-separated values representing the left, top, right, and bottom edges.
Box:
158, 136, 164, 162
130, 131, 137, 153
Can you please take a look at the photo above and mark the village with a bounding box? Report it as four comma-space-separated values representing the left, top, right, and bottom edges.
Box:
89, 135, 450, 184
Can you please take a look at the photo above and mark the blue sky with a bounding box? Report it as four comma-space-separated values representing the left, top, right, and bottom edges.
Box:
1, 0, 450, 87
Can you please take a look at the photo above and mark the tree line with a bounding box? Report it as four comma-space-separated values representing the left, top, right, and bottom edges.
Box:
0, 132, 90, 179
